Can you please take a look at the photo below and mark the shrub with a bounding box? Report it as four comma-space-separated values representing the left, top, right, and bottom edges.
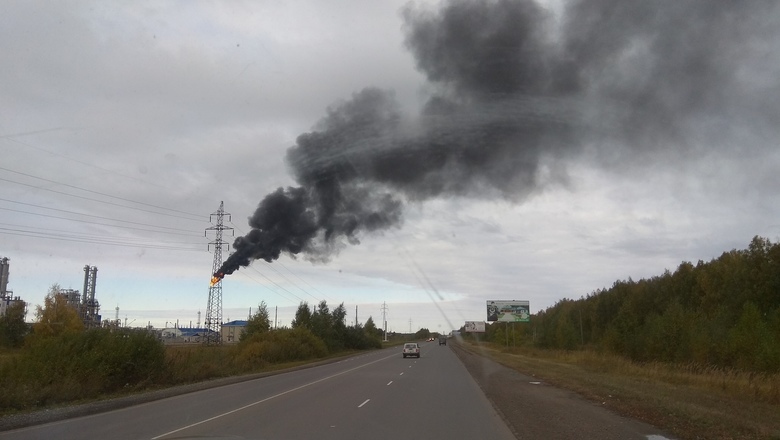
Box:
237, 327, 328, 369
0, 328, 165, 409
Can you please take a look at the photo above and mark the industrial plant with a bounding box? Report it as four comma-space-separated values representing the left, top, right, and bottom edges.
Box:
4, 201, 245, 342
58, 265, 102, 328
0, 257, 25, 318
0, 257, 106, 329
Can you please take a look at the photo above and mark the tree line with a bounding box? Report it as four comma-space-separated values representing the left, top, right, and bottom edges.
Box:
475, 236, 780, 372
240, 299, 382, 356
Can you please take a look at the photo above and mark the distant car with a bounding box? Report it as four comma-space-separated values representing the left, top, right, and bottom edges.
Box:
427, 337, 434, 341
439, 336, 447, 345
402, 342, 420, 358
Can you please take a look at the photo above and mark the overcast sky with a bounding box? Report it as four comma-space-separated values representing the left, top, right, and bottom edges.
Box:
2, 0, 779, 333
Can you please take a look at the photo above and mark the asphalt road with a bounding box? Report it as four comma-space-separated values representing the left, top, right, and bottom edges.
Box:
0, 341, 516, 440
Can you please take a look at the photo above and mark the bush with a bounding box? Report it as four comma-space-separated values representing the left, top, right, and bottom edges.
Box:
237, 328, 328, 369
0, 328, 165, 410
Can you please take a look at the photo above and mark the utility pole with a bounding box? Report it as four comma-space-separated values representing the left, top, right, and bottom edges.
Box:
205, 201, 233, 345
355, 305, 358, 327
409, 318, 412, 334
381, 301, 389, 342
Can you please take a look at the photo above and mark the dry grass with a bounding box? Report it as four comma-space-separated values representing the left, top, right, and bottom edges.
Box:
461, 341, 780, 440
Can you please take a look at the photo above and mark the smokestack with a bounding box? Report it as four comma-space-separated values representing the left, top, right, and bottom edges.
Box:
0, 257, 9, 297
83, 265, 90, 305
90, 266, 98, 302
214, 0, 780, 279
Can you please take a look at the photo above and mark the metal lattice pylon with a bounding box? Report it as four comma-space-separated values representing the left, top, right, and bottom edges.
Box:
205, 201, 232, 345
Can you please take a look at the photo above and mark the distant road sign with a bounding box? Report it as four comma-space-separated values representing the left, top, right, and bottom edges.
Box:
487, 300, 530, 322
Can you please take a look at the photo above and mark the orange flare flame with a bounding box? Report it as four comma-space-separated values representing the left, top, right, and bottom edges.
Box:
210, 273, 224, 287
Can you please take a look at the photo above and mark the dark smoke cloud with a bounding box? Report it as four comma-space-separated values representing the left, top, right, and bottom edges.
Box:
216, 0, 780, 277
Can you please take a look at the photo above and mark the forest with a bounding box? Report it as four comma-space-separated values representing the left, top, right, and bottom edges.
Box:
476, 236, 780, 372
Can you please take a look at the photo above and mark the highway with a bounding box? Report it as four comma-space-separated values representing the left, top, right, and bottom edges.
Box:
0, 341, 516, 440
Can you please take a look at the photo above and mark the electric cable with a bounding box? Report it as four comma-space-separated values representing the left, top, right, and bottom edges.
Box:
0, 165, 203, 219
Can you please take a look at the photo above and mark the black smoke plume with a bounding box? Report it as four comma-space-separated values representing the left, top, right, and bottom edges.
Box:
216, 0, 780, 278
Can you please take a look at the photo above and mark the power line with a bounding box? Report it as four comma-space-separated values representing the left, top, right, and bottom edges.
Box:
0, 199, 202, 234
236, 267, 306, 305
229, 220, 324, 303
0, 134, 211, 254
0, 127, 70, 139
0, 222, 202, 245
260, 260, 324, 303
0, 135, 166, 189
243, 264, 307, 304
275, 259, 332, 302
0, 228, 202, 251
395, 243, 460, 332
0, 206, 201, 236
0, 175, 202, 222
0, 166, 203, 219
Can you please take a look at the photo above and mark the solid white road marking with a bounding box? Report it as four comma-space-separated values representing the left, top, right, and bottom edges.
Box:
358, 399, 370, 408
152, 351, 398, 439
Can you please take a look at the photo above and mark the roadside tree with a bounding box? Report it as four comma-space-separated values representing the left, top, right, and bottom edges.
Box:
241, 301, 271, 341
0, 300, 27, 348
32, 284, 83, 338
291, 301, 312, 330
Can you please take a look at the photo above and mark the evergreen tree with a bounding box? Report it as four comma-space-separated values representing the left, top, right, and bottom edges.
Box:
364, 316, 381, 338
291, 301, 312, 330
241, 301, 271, 341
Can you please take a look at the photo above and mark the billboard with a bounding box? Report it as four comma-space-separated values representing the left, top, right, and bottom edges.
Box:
464, 321, 485, 333
487, 300, 530, 322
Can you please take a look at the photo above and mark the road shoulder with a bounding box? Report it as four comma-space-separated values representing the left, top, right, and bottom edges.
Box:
451, 342, 674, 440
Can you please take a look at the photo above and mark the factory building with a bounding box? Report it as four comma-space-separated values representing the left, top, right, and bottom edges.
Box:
221, 320, 247, 343
156, 326, 212, 344
0, 257, 25, 318
53, 265, 102, 328
0, 294, 25, 318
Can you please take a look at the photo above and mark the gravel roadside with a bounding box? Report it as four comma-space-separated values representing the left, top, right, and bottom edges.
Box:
451, 341, 675, 440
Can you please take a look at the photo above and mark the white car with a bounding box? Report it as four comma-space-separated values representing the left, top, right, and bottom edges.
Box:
402, 342, 420, 358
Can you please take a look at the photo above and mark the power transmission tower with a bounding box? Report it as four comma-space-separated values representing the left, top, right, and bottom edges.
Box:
381, 301, 389, 342
205, 201, 232, 345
